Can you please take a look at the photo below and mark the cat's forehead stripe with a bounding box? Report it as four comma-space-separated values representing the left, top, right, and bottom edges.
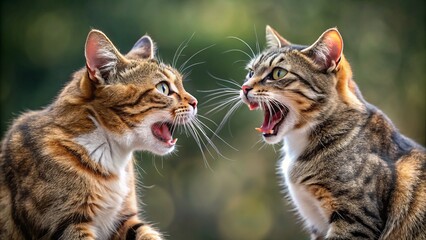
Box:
253, 51, 281, 70
272, 56, 285, 66
160, 68, 176, 81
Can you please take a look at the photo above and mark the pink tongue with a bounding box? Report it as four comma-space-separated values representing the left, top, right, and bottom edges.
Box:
152, 123, 174, 143
255, 110, 282, 134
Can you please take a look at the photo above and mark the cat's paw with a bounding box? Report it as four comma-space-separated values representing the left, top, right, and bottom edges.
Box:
135, 225, 163, 240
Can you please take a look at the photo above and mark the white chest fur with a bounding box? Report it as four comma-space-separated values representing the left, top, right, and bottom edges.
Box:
279, 128, 328, 234
91, 169, 130, 239
74, 122, 133, 238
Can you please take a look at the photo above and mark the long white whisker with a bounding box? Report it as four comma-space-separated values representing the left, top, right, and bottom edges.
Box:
199, 87, 239, 94
187, 121, 214, 170
179, 44, 215, 72
201, 90, 239, 99
258, 141, 268, 151
272, 144, 277, 153
253, 25, 261, 54
172, 33, 195, 68
198, 88, 235, 93
251, 138, 264, 149
152, 157, 164, 177
193, 117, 237, 152
204, 96, 241, 115
184, 120, 204, 152
201, 100, 239, 112
222, 49, 252, 59
171, 115, 179, 136
197, 114, 218, 127
227, 36, 255, 57
215, 100, 244, 133
207, 72, 242, 88
182, 117, 191, 137
202, 93, 240, 103
233, 59, 249, 65
190, 121, 233, 163
181, 61, 206, 75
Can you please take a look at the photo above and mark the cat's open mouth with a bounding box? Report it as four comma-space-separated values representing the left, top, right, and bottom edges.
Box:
253, 102, 289, 137
151, 122, 177, 147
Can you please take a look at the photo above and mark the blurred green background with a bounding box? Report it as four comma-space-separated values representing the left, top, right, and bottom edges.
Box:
1, 0, 424, 239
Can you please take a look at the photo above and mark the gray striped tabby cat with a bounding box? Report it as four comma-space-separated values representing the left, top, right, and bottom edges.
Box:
238, 26, 426, 239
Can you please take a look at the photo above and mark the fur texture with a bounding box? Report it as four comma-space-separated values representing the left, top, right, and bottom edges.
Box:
240, 25, 426, 240
0, 29, 197, 240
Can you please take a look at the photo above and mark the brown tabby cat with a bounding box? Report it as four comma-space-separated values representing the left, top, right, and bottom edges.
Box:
239, 26, 426, 239
0, 29, 197, 239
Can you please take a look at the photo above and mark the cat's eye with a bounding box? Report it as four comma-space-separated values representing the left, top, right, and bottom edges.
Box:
156, 82, 170, 95
271, 67, 288, 80
247, 69, 254, 78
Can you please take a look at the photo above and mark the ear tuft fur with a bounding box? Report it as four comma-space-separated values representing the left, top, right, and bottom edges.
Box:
265, 25, 291, 49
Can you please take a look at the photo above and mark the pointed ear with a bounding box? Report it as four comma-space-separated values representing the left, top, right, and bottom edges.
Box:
265, 25, 291, 48
85, 30, 123, 83
126, 35, 155, 59
301, 28, 343, 72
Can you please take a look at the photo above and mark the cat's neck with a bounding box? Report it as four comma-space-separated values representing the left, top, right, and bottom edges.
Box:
48, 76, 135, 175
282, 126, 310, 163
282, 102, 368, 162
74, 116, 133, 175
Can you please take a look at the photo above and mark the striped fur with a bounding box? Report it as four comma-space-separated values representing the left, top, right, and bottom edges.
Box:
0, 30, 197, 239
240, 26, 426, 239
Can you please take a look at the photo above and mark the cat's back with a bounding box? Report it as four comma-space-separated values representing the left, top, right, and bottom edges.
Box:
355, 105, 426, 239
1, 109, 51, 164
0, 109, 56, 239
361, 104, 425, 158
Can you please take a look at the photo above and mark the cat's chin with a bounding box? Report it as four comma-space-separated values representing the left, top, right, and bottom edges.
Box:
262, 130, 286, 144
262, 135, 282, 144
148, 144, 176, 156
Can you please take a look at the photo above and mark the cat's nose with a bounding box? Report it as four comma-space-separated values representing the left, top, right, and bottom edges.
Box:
242, 85, 253, 95
188, 97, 197, 109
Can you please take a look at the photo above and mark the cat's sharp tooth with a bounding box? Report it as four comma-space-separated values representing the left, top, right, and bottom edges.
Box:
255, 128, 275, 134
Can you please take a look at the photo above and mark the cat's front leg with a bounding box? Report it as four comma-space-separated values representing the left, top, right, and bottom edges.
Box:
58, 223, 96, 240
118, 217, 163, 240
131, 223, 163, 240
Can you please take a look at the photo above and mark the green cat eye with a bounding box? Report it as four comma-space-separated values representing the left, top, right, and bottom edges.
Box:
156, 82, 170, 95
271, 67, 288, 80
